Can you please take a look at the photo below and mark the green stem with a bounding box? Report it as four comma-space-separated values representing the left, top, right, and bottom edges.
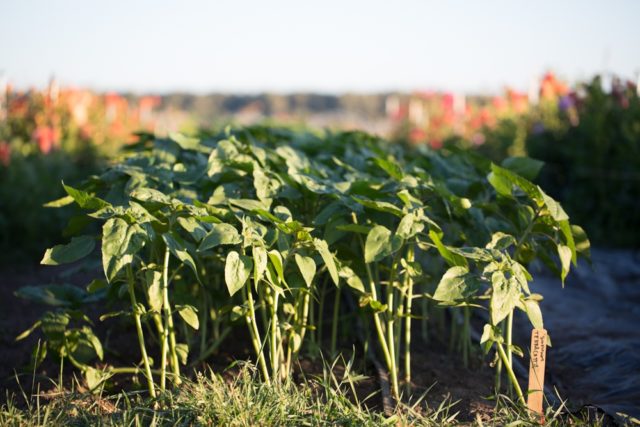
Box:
317, 278, 327, 347
245, 284, 271, 384
506, 310, 514, 395
162, 248, 181, 386
496, 341, 526, 406
403, 245, 415, 397
270, 290, 280, 379
330, 286, 341, 357
386, 252, 402, 400
127, 266, 156, 398
462, 307, 471, 368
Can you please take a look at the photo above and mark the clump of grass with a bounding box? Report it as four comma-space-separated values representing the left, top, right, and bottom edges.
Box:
0, 364, 614, 427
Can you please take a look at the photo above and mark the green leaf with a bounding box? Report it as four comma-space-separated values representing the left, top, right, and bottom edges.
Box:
177, 217, 208, 242
487, 171, 513, 197
198, 223, 242, 251
130, 187, 172, 205
294, 254, 316, 287
571, 224, 591, 259
43, 195, 74, 208
175, 343, 189, 365
353, 197, 404, 217
490, 271, 520, 325
433, 266, 479, 303
102, 218, 146, 282
540, 189, 569, 222
428, 230, 468, 267
41, 236, 95, 266
162, 233, 200, 283
339, 266, 366, 293
373, 157, 404, 180
522, 299, 543, 329
396, 213, 424, 239
15, 284, 87, 307
63, 184, 110, 210
267, 250, 285, 285
16, 320, 41, 341
253, 246, 268, 285
557, 244, 572, 286
145, 271, 163, 312
364, 225, 392, 263
178, 305, 199, 330
313, 239, 339, 286
225, 251, 252, 296
501, 157, 544, 181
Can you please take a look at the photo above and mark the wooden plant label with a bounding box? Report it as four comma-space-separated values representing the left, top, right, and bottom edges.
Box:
527, 328, 548, 421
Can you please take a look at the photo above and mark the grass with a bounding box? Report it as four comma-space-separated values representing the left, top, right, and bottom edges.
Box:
0, 362, 616, 427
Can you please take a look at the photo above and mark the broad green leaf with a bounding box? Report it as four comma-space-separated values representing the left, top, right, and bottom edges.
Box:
396, 213, 424, 239
253, 246, 268, 285
169, 132, 200, 150
198, 223, 241, 251
102, 218, 146, 282
364, 225, 392, 263
294, 254, 316, 287
522, 299, 543, 329
313, 239, 339, 286
490, 271, 520, 325
145, 271, 163, 312
224, 251, 252, 296
130, 187, 172, 205
428, 230, 468, 267
353, 197, 404, 217
339, 266, 366, 293
41, 235, 95, 266
486, 232, 516, 251
175, 343, 189, 365
558, 244, 572, 286
487, 171, 512, 197
571, 224, 591, 258
63, 184, 110, 210
433, 266, 479, 303
86, 279, 108, 293
373, 157, 404, 180
15, 284, 87, 307
83, 327, 104, 360
178, 305, 199, 330
540, 189, 569, 222
177, 217, 208, 242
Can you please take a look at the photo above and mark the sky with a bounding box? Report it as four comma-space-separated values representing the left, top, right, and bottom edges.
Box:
1, 0, 639, 94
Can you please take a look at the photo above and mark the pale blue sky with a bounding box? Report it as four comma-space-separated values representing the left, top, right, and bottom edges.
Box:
1, 0, 638, 94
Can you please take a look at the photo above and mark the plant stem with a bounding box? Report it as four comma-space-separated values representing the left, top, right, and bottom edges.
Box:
270, 290, 280, 379
330, 286, 341, 357
245, 284, 270, 384
403, 244, 415, 396
386, 252, 401, 400
127, 266, 156, 398
317, 278, 327, 348
462, 307, 471, 368
496, 341, 526, 406
162, 248, 181, 386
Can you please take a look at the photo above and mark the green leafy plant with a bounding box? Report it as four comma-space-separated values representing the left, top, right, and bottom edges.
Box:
20, 126, 588, 406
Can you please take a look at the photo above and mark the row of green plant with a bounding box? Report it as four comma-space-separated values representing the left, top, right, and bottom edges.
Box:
17, 126, 589, 407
